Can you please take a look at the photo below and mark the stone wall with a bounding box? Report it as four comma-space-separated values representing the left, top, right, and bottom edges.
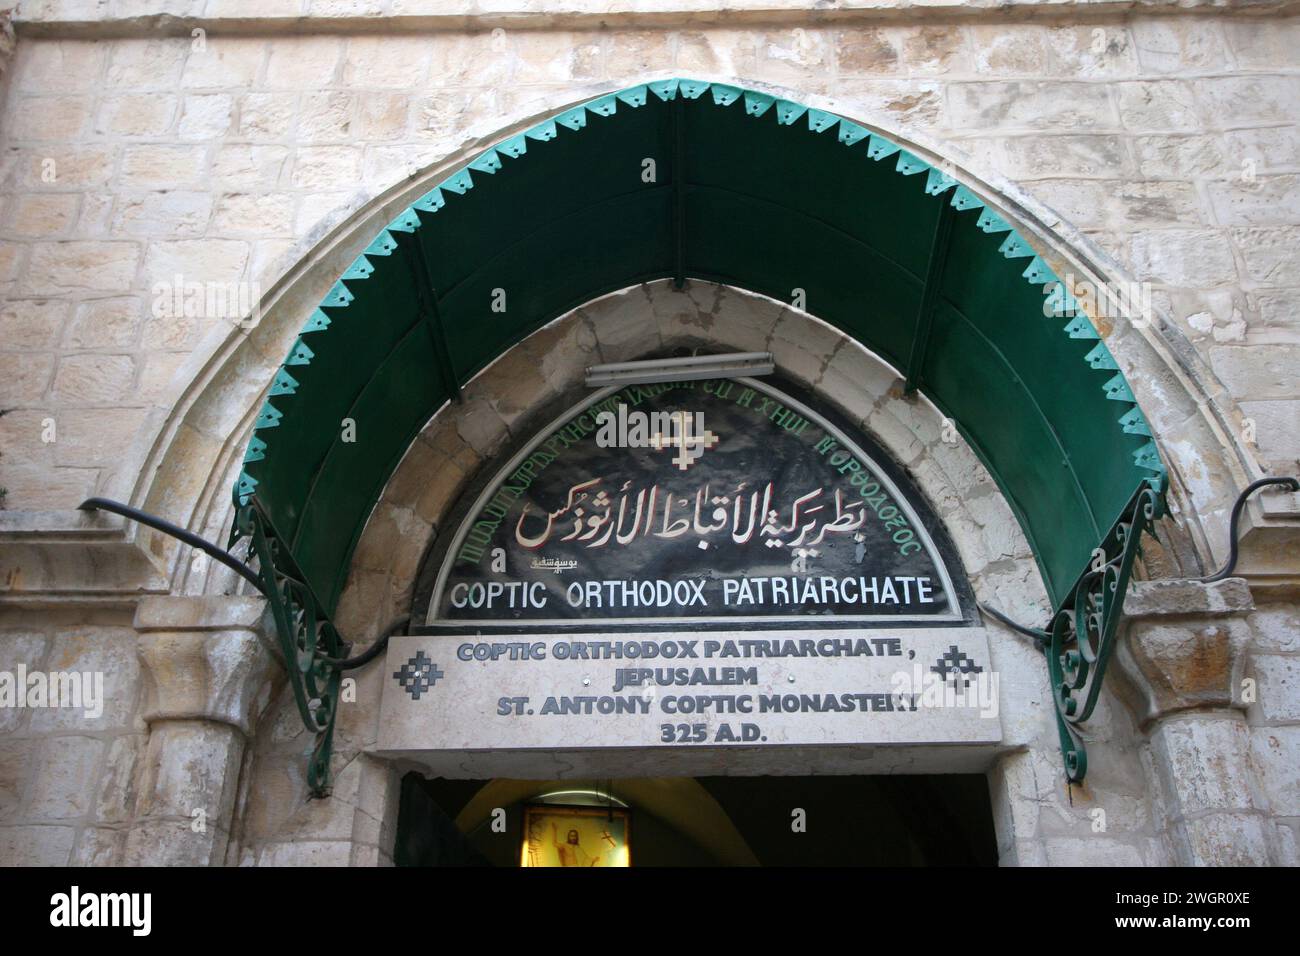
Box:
1, 1, 1298, 865
1, 7, 1298, 510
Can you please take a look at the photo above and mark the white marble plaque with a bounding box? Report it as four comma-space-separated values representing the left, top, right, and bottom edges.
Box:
378, 627, 1002, 759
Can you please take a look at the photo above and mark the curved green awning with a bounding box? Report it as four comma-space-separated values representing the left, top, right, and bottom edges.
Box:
233, 78, 1165, 617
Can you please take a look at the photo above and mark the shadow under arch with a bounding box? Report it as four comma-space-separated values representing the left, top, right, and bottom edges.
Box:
227, 77, 1169, 617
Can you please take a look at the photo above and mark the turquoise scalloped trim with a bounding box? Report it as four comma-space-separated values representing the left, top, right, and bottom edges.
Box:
235, 77, 1166, 513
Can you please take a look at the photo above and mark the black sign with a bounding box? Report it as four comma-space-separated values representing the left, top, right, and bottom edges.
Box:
426, 378, 961, 626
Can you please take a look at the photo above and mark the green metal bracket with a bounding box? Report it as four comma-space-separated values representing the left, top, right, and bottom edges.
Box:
1038, 476, 1167, 783
233, 499, 347, 797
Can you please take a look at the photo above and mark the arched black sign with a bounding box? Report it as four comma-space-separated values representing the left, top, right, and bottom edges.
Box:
423, 377, 967, 628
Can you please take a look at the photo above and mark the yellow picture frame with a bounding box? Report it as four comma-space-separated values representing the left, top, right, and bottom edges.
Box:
521, 804, 631, 867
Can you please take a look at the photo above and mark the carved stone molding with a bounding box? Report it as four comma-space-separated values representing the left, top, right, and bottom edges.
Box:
1114, 578, 1254, 726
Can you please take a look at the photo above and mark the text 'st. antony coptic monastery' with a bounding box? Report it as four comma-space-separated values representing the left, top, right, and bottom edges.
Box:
0, 0, 1298, 867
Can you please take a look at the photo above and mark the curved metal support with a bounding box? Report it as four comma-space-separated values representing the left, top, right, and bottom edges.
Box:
1200, 476, 1300, 582
78, 497, 386, 797
1045, 478, 1165, 783
233, 500, 349, 796
79, 497, 264, 591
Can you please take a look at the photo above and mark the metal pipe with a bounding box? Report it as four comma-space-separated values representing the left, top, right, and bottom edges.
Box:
1200, 476, 1300, 582
78, 497, 266, 593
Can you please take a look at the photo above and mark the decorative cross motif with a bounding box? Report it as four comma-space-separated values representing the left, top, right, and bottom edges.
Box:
394, 650, 445, 700
649, 411, 719, 471
931, 645, 983, 689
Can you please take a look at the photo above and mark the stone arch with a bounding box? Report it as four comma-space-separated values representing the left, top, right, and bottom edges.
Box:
126, 73, 1253, 612
229, 284, 1164, 866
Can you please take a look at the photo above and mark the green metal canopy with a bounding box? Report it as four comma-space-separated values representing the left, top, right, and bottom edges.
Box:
232, 78, 1165, 620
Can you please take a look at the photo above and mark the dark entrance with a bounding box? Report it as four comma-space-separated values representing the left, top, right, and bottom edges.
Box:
395, 772, 997, 866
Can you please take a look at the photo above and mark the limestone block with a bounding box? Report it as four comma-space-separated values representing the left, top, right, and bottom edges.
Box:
4, 194, 78, 237
1251, 725, 1300, 817
104, 37, 187, 89
291, 146, 363, 190
0, 825, 75, 865
1128, 229, 1237, 287
8, 95, 93, 141
1130, 19, 1231, 74
64, 297, 143, 349
94, 734, 143, 824
998, 135, 1127, 179
212, 193, 294, 237
1210, 344, 1299, 401
1248, 606, 1300, 653
967, 25, 1047, 76
51, 354, 136, 404
0, 739, 34, 820
264, 36, 343, 89
1253, 654, 1300, 722
1042, 835, 1146, 866
949, 81, 1115, 131
1211, 175, 1300, 227
25, 241, 141, 295
1173, 811, 1274, 866
835, 78, 943, 126
865, 404, 925, 466
1237, 399, 1300, 462
676, 30, 758, 77
1044, 25, 1138, 78
834, 27, 900, 75
255, 840, 354, 866
181, 39, 265, 89
1116, 80, 1199, 131
355, 93, 410, 141
96, 93, 178, 137
1193, 75, 1299, 128
71, 827, 125, 866
26, 735, 105, 819
1232, 226, 1300, 285
120, 144, 206, 189
0, 353, 54, 403
509, 31, 601, 84
237, 92, 297, 140
132, 720, 244, 825
28, 628, 140, 732
768, 311, 841, 386
817, 344, 899, 423
143, 238, 250, 287
0, 298, 68, 349
1151, 715, 1266, 815
15, 40, 108, 93
1134, 134, 1227, 179
602, 30, 673, 78
1223, 127, 1300, 173
178, 93, 235, 140
122, 815, 229, 866
0, 632, 48, 734
1222, 18, 1300, 69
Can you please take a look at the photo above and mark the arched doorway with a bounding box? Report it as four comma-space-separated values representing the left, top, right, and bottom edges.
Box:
131, 76, 1264, 866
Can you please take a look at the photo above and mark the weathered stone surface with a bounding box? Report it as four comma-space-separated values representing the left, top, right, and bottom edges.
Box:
3, 8, 1300, 869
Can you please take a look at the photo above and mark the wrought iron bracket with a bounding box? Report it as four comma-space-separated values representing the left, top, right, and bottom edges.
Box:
80, 497, 357, 798
231, 500, 348, 797
1040, 477, 1166, 783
